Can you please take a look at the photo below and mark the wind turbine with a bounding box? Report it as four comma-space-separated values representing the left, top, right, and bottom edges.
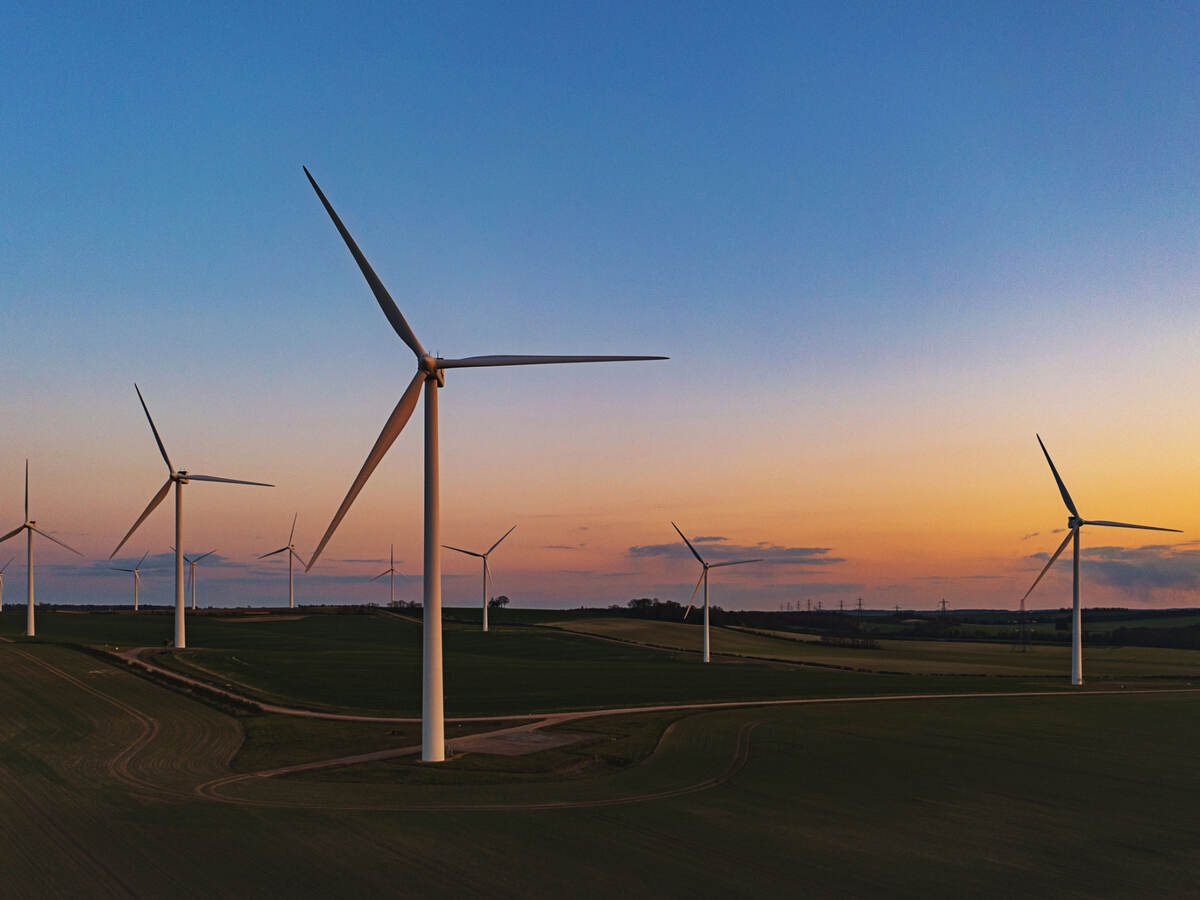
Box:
0, 461, 81, 636
1022, 434, 1180, 685
301, 167, 667, 762
672, 522, 760, 663
444, 525, 515, 633
110, 385, 272, 648
260, 514, 304, 609
111, 552, 150, 611
373, 544, 400, 606
0, 557, 13, 612
183, 550, 216, 610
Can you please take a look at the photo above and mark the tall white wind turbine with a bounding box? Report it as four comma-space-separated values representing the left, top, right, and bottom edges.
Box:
672, 522, 760, 663
111, 551, 150, 611
0, 557, 14, 612
260, 514, 304, 609
373, 544, 400, 607
302, 167, 667, 762
110, 386, 272, 648
183, 550, 216, 610
444, 525, 515, 633
0, 461, 82, 636
1022, 435, 1180, 685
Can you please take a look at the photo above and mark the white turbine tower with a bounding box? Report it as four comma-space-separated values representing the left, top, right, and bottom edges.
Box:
1022, 435, 1180, 685
183, 550, 216, 610
111, 552, 150, 611
0, 461, 82, 636
260, 514, 304, 609
302, 167, 666, 762
444, 525, 516, 632
672, 522, 761, 663
373, 544, 400, 607
111, 385, 272, 648
0, 557, 14, 612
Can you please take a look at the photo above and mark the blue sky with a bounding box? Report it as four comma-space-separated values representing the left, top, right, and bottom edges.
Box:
2, 2, 1198, 609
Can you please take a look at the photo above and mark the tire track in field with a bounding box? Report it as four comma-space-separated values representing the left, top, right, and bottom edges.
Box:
195, 718, 765, 811
0, 768, 140, 898
6, 645, 187, 802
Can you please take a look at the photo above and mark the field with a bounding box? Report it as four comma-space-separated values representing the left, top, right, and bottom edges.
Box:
2, 607, 1199, 897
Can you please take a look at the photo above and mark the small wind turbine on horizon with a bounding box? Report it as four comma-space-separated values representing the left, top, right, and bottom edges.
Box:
373, 544, 400, 607
301, 166, 667, 762
111, 552, 150, 612
1021, 434, 1180, 685
0, 461, 82, 636
672, 522, 761, 663
182, 550, 216, 610
0, 557, 14, 612
444, 525, 515, 632
111, 385, 272, 648
260, 514, 304, 609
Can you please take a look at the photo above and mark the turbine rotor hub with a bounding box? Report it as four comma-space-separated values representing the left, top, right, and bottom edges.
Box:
1068, 515, 1082, 529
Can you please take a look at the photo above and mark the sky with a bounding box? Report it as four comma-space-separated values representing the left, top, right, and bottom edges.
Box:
2, 2, 1198, 611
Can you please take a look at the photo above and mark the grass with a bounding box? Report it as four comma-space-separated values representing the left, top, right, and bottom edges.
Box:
6, 608, 1199, 723
548, 615, 1200, 678
2, 638, 1198, 897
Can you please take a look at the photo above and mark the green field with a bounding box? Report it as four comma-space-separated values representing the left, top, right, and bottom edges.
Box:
2, 635, 1198, 898
548, 616, 1200, 679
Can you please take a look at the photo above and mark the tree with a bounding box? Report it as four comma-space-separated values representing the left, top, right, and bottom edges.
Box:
488, 595, 509, 609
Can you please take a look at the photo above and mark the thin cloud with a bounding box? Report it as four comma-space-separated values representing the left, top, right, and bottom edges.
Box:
629, 539, 844, 566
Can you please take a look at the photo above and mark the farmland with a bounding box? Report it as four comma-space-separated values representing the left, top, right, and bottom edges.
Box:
2, 607, 1199, 896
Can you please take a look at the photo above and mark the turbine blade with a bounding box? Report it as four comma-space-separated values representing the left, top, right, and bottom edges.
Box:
259, 547, 289, 559
1083, 520, 1182, 533
30, 526, 82, 556
1021, 528, 1075, 602
193, 550, 217, 564
708, 558, 763, 568
1036, 434, 1078, 518
186, 474, 274, 487
110, 478, 173, 559
682, 570, 705, 620
443, 545, 483, 558
112, 567, 135, 572
136, 551, 149, 569
288, 512, 297, 545
0, 525, 25, 545
372, 570, 391, 581
134, 384, 174, 473
306, 370, 426, 571
486, 525, 517, 556
671, 522, 706, 565
438, 354, 667, 369
290, 548, 306, 566
303, 167, 426, 359
24, 460, 29, 520
0, 556, 13, 574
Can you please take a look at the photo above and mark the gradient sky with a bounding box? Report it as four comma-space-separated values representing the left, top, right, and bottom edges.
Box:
3, 2, 1198, 610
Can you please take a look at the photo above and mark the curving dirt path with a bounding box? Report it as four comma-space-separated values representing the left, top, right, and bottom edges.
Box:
14, 641, 1200, 816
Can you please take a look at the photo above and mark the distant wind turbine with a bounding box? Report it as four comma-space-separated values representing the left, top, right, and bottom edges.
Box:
1022, 435, 1180, 685
0, 557, 14, 612
444, 525, 515, 632
111, 552, 150, 612
373, 544, 400, 606
672, 522, 760, 663
0, 461, 82, 636
110, 385, 272, 648
260, 514, 304, 609
301, 167, 667, 762
183, 550, 216, 610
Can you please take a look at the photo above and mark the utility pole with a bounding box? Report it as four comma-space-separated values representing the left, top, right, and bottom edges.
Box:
856, 597, 864, 619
